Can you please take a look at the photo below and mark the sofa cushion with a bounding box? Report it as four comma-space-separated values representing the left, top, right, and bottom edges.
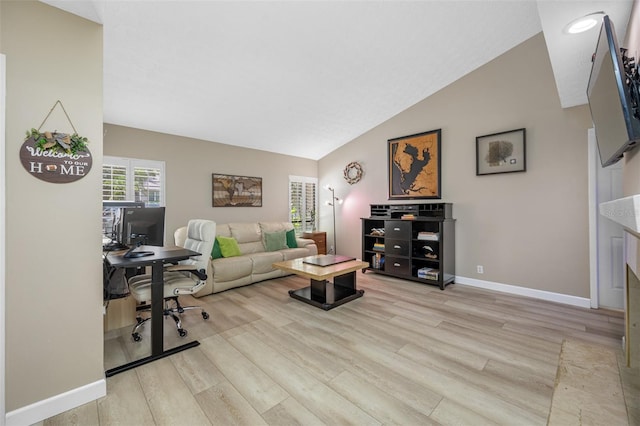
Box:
264, 230, 287, 251
286, 229, 298, 248
211, 238, 223, 259
216, 223, 232, 238
259, 221, 289, 234
229, 222, 261, 244
250, 251, 284, 274
211, 256, 253, 282
217, 236, 241, 258
239, 241, 266, 255
259, 221, 289, 240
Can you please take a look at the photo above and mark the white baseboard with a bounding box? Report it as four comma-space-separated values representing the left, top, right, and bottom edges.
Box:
454, 276, 592, 308
5, 379, 106, 426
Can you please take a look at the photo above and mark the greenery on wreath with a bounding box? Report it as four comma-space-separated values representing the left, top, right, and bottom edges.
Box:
25, 128, 89, 155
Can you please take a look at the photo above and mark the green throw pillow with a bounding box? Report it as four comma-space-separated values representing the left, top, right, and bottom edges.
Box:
286, 229, 298, 248
264, 230, 287, 251
217, 236, 241, 258
211, 238, 222, 259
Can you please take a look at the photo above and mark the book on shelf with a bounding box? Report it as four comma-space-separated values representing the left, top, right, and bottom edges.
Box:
401, 214, 416, 220
371, 252, 384, 269
417, 267, 439, 280
417, 231, 439, 241
372, 242, 385, 252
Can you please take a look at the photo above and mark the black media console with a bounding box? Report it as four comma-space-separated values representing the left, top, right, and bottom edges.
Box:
361, 203, 455, 290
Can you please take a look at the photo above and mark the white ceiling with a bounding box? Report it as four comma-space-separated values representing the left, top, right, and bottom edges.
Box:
41, 0, 634, 160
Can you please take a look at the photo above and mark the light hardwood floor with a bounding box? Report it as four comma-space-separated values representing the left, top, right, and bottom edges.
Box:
41, 272, 638, 425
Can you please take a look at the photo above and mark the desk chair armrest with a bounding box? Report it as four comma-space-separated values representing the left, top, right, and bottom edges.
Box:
191, 269, 207, 281
173, 280, 207, 295
165, 264, 196, 272
166, 264, 208, 281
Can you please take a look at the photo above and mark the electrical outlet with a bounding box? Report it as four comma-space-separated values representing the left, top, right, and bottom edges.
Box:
477, 265, 484, 274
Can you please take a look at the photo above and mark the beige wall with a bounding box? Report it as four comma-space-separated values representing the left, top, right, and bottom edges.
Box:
1, 1, 104, 413
620, 0, 640, 369
104, 124, 318, 240
624, 2, 640, 196
319, 33, 594, 298
106, 33, 594, 299
624, 136, 640, 195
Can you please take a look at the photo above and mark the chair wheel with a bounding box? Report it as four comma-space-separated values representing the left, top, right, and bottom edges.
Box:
178, 329, 187, 337
132, 333, 142, 342
202, 311, 209, 320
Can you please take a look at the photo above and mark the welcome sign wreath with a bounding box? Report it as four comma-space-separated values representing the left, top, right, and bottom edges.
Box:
19, 100, 93, 184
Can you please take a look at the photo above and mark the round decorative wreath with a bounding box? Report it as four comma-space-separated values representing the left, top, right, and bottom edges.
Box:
343, 161, 363, 185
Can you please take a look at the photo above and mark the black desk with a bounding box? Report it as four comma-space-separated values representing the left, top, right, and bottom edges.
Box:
104, 245, 200, 376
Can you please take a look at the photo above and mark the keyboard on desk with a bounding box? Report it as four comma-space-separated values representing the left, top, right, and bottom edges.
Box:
103, 242, 128, 251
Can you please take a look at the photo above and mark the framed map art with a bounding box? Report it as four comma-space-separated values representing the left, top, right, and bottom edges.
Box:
388, 129, 441, 200
212, 173, 262, 207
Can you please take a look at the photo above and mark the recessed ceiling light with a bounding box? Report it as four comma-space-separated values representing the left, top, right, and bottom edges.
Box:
564, 12, 605, 34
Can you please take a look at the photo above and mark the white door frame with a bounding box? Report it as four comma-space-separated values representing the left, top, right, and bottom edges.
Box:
1, 53, 7, 426
589, 127, 626, 310
588, 128, 599, 308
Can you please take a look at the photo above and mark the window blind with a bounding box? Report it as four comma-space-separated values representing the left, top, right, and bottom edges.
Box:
103, 156, 165, 207
102, 164, 127, 201
289, 176, 317, 234
134, 166, 162, 207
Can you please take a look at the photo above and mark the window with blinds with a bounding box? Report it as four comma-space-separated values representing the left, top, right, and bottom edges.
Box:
103, 156, 165, 207
134, 166, 162, 206
102, 164, 127, 201
289, 176, 318, 234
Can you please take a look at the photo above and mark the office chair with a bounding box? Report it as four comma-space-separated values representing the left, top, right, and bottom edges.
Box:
128, 219, 216, 341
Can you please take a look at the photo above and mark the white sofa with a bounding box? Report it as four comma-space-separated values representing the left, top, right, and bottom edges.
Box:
174, 221, 317, 296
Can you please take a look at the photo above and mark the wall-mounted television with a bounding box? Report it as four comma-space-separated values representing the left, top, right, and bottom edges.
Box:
588, 15, 640, 167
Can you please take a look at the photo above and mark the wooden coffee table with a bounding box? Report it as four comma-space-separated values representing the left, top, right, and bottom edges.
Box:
273, 255, 369, 310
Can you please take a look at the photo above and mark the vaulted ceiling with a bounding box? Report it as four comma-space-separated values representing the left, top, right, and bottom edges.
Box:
42, 1, 634, 160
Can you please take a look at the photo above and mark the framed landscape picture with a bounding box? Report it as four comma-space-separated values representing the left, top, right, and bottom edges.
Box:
212, 173, 262, 207
476, 128, 526, 175
388, 129, 441, 200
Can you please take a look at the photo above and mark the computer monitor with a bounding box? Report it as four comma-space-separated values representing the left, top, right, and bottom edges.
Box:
119, 207, 166, 246
102, 200, 144, 241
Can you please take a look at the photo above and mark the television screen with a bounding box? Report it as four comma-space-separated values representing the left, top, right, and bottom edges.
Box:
119, 207, 166, 246
587, 15, 640, 167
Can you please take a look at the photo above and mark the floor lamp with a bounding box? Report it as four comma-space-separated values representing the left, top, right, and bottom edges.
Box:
325, 185, 342, 254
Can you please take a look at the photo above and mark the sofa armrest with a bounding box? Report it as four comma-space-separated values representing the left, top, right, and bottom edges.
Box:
296, 237, 315, 248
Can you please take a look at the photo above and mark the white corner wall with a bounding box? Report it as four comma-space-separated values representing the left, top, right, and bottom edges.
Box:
1, 52, 7, 426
